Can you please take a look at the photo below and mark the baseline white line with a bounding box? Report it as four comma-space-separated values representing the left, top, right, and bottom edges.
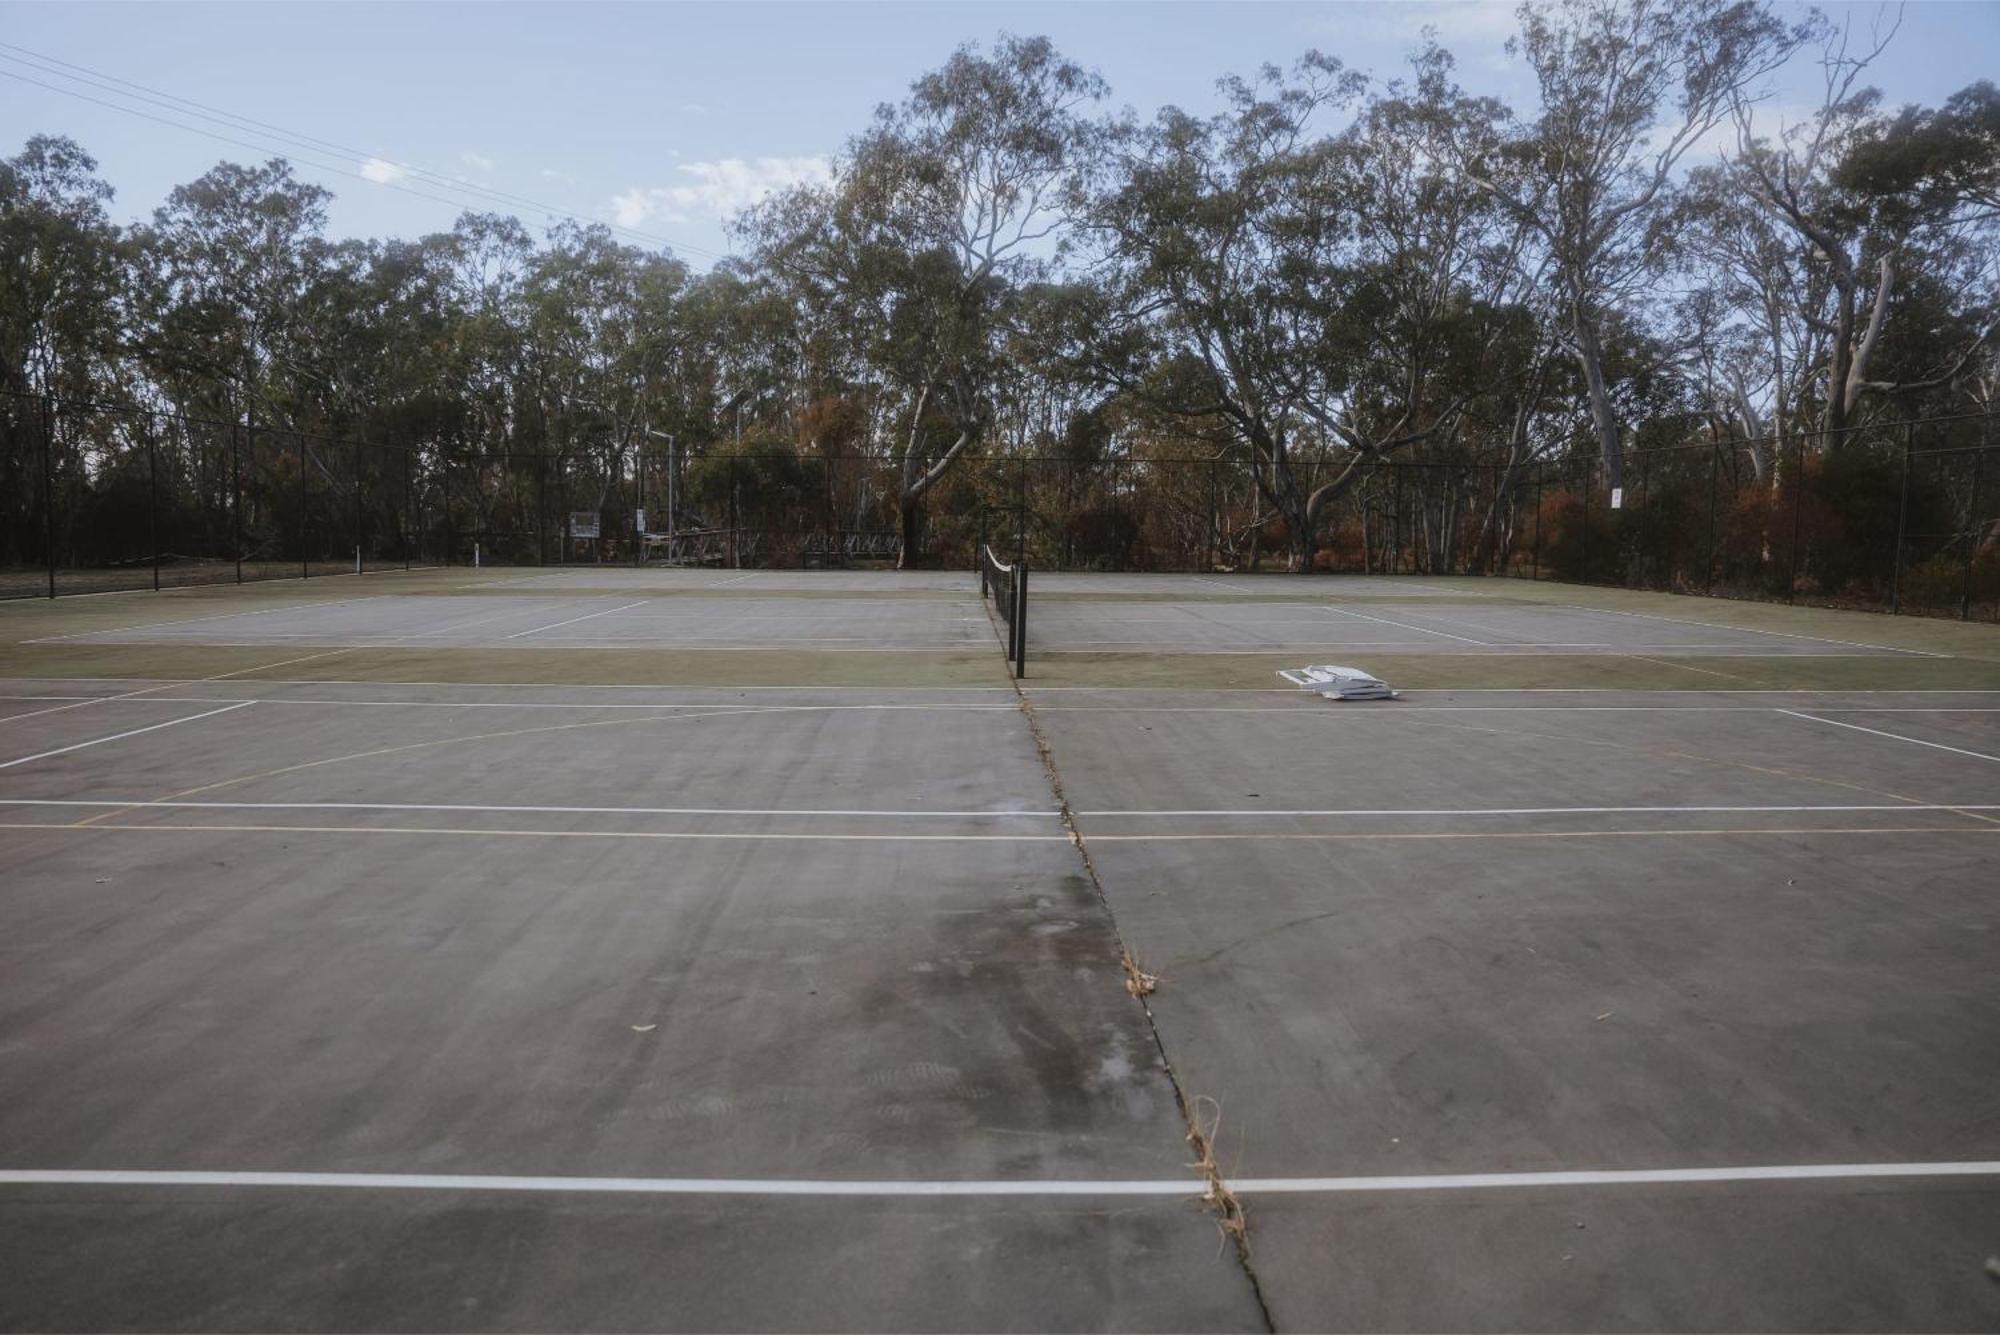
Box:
3, 1161, 1995, 1198
707, 572, 760, 587
1317, 604, 1491, 645
0, 702, 254, 771
1776, 709, 2000, 764
5, 822, 1992, 844
0, 798, 1063, 819
1076, 803, 2000, 818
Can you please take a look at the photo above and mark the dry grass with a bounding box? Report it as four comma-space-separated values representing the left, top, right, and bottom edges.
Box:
1184, 1095, 1247, 1244
1121, 950, 1160, 997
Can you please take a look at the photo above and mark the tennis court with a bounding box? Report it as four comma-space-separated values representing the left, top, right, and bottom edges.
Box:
2, 567, 1998, 1330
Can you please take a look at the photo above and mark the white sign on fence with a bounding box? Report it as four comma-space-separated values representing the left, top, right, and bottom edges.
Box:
1610, 487, 1624, 511
634, 508, 647, 535
568, 511, 601, 539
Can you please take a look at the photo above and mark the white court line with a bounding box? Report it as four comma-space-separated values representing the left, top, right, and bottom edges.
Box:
1554, 603, 1943, 657
1316, 605, 1492, 645
0, 702, 254, 771
1777, 710, 2000, 764
1076, 804, 2000, 818
24, 593, 387, 643
708, 572, 760, 587
4, 800, 1987, 821
5, 822, 1992, 844
502, 600, 651, 640
0, 799, 1062, 819
3, 1161, 1995, 1198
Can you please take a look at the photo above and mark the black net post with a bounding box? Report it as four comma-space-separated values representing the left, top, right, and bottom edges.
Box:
1890, 421, 1914, 614
1014, 561, 1027, 678
403, 445, 413, 571
538, 453, 549, 567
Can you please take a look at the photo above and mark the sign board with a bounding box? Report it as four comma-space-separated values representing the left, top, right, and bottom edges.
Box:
568, 511, 600, 539
1609, 487, 1624, 511
634, 508, 647, 535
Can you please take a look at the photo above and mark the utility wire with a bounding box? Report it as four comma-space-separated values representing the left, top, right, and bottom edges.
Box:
0, 43, 732, 262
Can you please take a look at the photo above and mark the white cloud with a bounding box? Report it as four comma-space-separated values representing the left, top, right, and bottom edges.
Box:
358, 157, 407, 185
681, 102, 713, 117
460, 151, 496, 172
610, 156, 832, 226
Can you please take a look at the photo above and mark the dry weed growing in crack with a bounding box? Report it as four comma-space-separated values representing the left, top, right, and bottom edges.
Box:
1121, 950, 1160, 997
1185, 1094, 1248, 1245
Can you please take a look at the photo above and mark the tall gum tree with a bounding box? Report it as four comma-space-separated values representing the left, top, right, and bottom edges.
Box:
743, 35, 1106, 566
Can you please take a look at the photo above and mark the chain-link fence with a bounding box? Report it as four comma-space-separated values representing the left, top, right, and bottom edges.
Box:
5, 392, 1996, 622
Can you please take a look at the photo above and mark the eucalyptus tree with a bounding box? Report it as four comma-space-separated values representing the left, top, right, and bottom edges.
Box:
1465, 0, 1807, 493
1729, 23, 2000, 436
133, 159, 335, 424
744, 34, 1107, 564
1078, 49, 1525, 571
0, 135, 124, 404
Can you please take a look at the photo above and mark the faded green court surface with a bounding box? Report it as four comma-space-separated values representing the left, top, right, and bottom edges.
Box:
3, 569, 1998, 1332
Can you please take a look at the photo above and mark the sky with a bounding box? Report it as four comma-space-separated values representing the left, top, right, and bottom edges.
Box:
3, 0, 1997, 267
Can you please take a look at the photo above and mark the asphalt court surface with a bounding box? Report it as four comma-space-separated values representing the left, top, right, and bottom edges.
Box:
31, 581, 1924, 658
3, 570, 2000, 1331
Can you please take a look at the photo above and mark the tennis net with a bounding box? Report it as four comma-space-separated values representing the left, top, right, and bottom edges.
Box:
978, 544, 1027, 677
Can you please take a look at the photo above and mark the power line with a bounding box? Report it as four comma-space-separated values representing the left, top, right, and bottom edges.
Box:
0, 42, 732, 262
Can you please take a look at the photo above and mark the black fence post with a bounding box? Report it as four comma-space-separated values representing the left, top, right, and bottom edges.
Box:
1785, 432, 1805, 603
1889, 422, 1914, 614
231, 418, 244, 584
1704, 435, 1720, 596
1531, 462, 1543, 581
1392, 465, 1403, 574
300, 431, 310, 580
353, 436, 364, 575
537, 452, 548, 567
1964, 426, 1988, 620
442, 447, 454, 567
146, 418, 161, 592
403, 446, 413, 571
41, 394, 56, 598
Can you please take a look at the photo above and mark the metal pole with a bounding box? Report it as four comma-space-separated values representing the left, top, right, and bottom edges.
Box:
403, 446, 413, 571
1704, 434, 1720, 596
443, 447, 454, 567
1392, 465, 1403, 574
41, 394, 56, 598
1013, 561, 1027, 678
300, 431, 309, 580
1207, 457, 1218, 572
353, 436, 364, 575
1785, 432, 1805, 603
147, 411, 161, 587
1531, 463, 1544, 581
537, 452, 548, 566
231, 416, 244, 584
1960, 443, 1984, 621
1889, 422, 1914, 614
